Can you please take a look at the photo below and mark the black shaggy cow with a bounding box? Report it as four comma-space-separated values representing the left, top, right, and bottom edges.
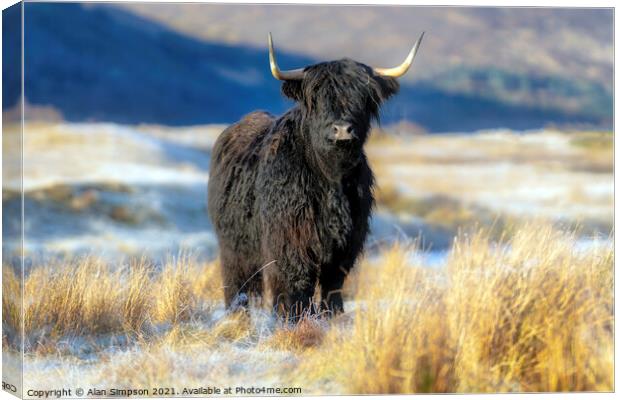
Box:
208, 33, 424, 320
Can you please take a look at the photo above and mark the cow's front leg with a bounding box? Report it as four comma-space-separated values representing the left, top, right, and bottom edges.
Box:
319, 265, 347, 316
282, 284, 317, 322
268, 260, 318, 322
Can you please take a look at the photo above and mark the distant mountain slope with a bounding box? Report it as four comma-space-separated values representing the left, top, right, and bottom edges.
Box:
120, 3, 613, 124
16, 3, 312, 125
2, 4, 21, 114
3, 3, 612, 131
121, 4, 613, 87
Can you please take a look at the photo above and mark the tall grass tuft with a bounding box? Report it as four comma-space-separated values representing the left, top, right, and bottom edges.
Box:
2, 265, 22, 343
446, 226, 613, 392
4, 256, 221, 347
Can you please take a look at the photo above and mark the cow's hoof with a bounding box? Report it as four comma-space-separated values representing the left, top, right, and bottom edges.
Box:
229, 293, 249, 313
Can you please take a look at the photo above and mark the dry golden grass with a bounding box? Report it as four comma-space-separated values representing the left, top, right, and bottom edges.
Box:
300, 224, 613, 393
298, 246, 456, 393
2, 266, 22, 337
3, 255, 221, 346
263, 318, 327, 352
445, 227, 613, 392
5, 224, 613, 393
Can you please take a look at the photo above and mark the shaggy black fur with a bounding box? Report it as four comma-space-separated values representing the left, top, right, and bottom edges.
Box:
207, 58, 399, 320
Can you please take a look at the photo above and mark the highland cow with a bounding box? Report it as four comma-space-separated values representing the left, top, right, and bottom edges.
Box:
207, 33, 424, 320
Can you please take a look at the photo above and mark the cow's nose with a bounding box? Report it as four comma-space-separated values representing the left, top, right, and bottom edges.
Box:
332, 123, 354, 141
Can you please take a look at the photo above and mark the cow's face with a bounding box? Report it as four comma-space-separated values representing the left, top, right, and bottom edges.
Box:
282, 59, 399, 160
269, 33, 423, 175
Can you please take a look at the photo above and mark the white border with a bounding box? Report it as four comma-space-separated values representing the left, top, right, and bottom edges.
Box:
0, 2, 616, 400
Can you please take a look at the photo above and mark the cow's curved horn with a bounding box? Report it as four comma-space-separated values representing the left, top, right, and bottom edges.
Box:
374, 32, 425, 78
269, 33, 305, 81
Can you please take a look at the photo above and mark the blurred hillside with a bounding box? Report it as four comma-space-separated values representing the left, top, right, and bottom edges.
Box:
122, 5, 612, 87
4, 3, 311, 125
121, 4, 613, 128
3, 3, 613, 131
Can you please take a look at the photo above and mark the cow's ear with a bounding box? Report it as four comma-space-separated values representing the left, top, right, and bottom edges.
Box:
377, 76, 400, 100
281, 80, 304, 101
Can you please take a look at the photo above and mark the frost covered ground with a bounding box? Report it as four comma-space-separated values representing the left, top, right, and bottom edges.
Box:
2, 122, 612, 262
368, 130, 612, 222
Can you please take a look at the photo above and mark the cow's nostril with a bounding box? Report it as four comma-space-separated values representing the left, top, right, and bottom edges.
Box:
346, 125, 353, 134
